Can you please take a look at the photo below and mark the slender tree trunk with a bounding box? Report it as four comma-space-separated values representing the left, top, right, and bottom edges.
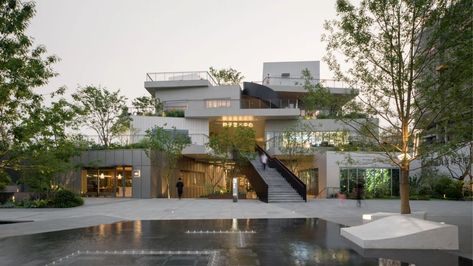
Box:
166, 174, 170, 199
400, 165, 411, 214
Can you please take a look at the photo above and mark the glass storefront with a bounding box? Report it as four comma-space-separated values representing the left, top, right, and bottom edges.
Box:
82, 166, 133, 197
339, 168, 400, 198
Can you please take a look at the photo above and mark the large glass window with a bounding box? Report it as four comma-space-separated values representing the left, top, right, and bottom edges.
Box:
339, 168, 400, 198
82, 166, 133, 197
264, 131, 349, 149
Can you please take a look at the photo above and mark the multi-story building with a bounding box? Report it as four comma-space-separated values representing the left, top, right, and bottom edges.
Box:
66, 61, 413, 202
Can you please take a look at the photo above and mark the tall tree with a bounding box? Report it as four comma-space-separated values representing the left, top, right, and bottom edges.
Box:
323, 0, 454, 213
143, 126, 191, 198
131, 95, 162, 116
72, 86, 130, 147
207, 126, 256, 191
301, 69, 342, 118
417, 0, 473, 182
209, 67, 245, 85
0, 0, 58, 189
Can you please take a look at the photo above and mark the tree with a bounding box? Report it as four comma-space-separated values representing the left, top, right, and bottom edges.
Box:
72, 86, 130, 147
416, 0, 472, 182
131, 95, 162, 116
143, 126, 191, 198
209, 67, 245, 85
0, 0, 58, 188
302, 69, 341, 118
278, 124, 313, 174
323, 0, 455, 213
207, 126, 256, 191
16, 88, 83, 192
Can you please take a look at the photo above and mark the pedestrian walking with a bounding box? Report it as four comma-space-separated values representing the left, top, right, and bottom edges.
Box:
260, 153, 268, 170
176, 177, 184, 199
356, 182, 364, 207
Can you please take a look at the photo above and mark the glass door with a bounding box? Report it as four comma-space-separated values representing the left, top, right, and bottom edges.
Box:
115, 166, 133, 198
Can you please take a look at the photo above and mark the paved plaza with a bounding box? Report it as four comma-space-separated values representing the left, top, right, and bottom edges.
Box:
0, 198, 472, 260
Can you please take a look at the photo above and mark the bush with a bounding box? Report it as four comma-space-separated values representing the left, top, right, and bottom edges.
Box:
0, 201, 15, 208
433, 177, 464, 200
50, 190, 84, 208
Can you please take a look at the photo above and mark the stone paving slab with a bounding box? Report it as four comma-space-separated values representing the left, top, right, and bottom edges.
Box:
0, 198, 471, 259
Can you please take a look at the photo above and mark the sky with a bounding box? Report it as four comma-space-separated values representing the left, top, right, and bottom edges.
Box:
28, 0, 342, 103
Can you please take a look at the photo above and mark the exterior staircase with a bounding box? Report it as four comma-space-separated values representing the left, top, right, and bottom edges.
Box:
249, 159, 305, 203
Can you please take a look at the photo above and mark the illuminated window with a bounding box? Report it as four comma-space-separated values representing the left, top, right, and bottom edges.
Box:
205, 99, 231, 108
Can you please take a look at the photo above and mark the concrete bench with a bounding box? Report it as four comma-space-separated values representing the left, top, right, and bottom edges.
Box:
341, 216, 458, 250
362, 211, 427, 223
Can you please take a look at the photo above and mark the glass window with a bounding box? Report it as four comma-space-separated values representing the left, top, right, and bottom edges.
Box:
340, 169, 348, 194
205, 99, 231, 108
340, 167, 400, 198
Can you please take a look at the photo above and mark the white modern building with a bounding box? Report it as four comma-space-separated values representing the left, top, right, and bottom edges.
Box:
65, 61, 422, 201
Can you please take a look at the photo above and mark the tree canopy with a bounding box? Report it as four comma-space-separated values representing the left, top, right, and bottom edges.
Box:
322, 0, 465, 213
143, 126, 191, 198
0, 0, 79, 190
209, 67, 245, 85
72, 86, 130, 148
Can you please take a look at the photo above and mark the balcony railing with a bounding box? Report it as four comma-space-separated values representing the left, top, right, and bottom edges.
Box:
146, 71, 217, 86
240, 98, 300, 109
80, 134, 209, 148
254, 77, 354, 89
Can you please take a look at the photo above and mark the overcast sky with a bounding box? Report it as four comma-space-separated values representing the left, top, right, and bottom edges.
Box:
28, 0, 342, 102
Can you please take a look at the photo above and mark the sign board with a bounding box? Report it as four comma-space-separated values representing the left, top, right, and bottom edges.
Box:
132, 170, 141, 178
232, 177, 238, 202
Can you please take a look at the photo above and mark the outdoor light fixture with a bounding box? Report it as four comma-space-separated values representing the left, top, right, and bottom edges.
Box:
117, 174, 122, 180
100, 173, 105, 179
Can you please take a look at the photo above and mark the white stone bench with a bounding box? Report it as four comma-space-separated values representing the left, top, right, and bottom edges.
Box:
341, 216, 458, 250
362, 211, 427, 223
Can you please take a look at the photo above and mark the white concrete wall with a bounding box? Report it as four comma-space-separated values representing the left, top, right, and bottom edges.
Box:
263, 61, 320, 84
316, 151, 422, 197
265, 118, 367, 133
154, 85, 241, 102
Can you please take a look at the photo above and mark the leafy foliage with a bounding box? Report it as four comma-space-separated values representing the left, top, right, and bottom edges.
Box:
0, 1, 82, 191
50, 189, 84, 208
142, 126, 191, 198
72, 86, 130, 147
131, 96, 162, 116
207, 126, 256, 190
209, 67, 244, 85
301, 69, 343, 118
164, 109, 185, 117
322, 0, 464, 213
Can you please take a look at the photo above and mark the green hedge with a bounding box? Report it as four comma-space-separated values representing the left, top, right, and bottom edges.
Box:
50, 190, 84, 208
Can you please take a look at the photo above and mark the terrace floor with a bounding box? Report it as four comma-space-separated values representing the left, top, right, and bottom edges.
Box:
0, 198, 472, 260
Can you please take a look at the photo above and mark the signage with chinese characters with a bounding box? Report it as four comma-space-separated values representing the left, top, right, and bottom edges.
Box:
132, 170, 141, 178
222, 122, 254, 128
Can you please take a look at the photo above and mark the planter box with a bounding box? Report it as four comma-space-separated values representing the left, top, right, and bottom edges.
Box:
208, 193, 246, 199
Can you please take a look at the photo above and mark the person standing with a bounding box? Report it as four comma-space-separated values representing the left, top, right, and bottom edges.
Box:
176, 177, 184, 199
356, 182, 364, 207
260, 153, 268, 171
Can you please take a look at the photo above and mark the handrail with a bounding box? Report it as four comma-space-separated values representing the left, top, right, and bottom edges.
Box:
243, 160, 269, 203
256, 145, 307, 202
145, 71, 218, 86
261, 76, 354, 89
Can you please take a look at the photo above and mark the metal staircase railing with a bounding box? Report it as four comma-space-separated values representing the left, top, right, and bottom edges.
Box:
256, 145, 307, 202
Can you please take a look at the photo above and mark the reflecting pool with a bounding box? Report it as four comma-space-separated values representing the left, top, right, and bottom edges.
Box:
0, 218, 470, 265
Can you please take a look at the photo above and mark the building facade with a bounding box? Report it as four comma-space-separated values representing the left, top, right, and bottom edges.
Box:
69, 61, 419, 201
